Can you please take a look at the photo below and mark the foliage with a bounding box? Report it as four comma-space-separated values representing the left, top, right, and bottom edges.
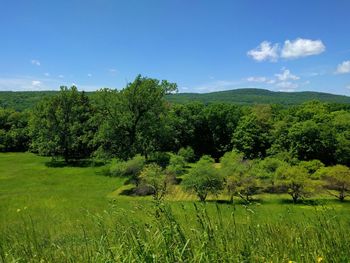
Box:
149, 151, 171, 168
93, 75, 177, 160
321, 165, 350, 201
109, 154, 145, 184
182, 156, 224, 201
253, 157, 288, 193
299, 159, 325, 179
1, 75, 350, 171
0, 108, 30, 151
177, 146, 195, 163
276, 164, 313, 203
232, 106, 272, 159
139, 164, 168, 200
220, 151, 261, 203
30, 86, 94, 162
166, 153, 186, 176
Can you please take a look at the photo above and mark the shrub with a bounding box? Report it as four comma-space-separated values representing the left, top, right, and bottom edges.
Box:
109, 155, 146, 185
166, 154, 186, 177
150, 151, 171, 168
139, 164, 167, 200
178, 146, 195, 163
182, 156, 224, 202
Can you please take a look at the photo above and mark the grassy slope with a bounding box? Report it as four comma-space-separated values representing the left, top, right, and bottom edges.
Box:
1, 152, 350, 226
0, 153, 128, 231
1, 153, 350, 261
1, 88, 350, 111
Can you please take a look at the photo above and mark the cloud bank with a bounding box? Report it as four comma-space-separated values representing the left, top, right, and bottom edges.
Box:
248, 38, 326, 62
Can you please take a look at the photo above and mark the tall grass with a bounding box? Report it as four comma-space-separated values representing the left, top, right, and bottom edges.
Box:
1, 202, 350, 262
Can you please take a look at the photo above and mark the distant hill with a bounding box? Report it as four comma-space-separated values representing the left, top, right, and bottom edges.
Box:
166, 88, 350, 105
0, 91, 60, 111
1, 88, 350, 111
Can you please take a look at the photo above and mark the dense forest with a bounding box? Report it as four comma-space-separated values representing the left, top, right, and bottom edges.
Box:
1, 75, 350, 163
1, 75, 350, 203
2, 87, 350, 111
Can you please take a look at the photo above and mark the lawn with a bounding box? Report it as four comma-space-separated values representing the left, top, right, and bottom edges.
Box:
1, 153, 350, 262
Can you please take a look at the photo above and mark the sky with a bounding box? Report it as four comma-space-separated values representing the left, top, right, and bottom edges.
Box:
1, 0, 350, 95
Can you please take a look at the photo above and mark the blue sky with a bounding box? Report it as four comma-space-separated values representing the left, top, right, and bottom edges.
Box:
1, 0, 350, 95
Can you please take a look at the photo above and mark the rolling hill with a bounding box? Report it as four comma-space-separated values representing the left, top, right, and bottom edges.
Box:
166, 88, 350, 105
1, 88, 350, 111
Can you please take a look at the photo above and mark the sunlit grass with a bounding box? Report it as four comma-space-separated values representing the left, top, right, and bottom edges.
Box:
1, 153, 350, 262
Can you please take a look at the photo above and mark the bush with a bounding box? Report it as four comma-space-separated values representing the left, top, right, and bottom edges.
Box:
109, 155, 146, 185
182, 155, 224, 202
166, 154, 186, 177
139, 164, 167, 200
178, 146, 195, 163
149, 151, 171, 168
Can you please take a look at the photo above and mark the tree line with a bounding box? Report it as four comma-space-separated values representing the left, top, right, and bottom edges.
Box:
1, 75, 349, 167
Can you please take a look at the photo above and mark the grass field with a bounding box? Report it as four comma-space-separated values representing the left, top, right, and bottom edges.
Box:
1, 153, 350, 262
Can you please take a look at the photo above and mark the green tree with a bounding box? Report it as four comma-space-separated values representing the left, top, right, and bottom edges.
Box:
204, 103, 241, 158
30, 86, 93, 162
276, 164, 312, 203
232, 106, 272, 159
255, 157, 288, 190
182, 156, 224, 202
321, 165, 350, 201
166, 153, 186, 176
0, 108, 30, 152
139, 164, 168, 201
299, 160, 324, 179
178, 146, 195, 163
94, 75, 177, 159
288, 120, 337, 164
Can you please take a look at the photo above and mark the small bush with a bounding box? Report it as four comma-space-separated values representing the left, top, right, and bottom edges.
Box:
166, 154, 186, 177
109, 155, 146, 182
178, 146, 195, 163
149, 151, 171, 168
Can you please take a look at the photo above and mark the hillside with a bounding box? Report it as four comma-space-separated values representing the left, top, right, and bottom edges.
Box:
166, 88, 350, 105
1, 88, 350, 111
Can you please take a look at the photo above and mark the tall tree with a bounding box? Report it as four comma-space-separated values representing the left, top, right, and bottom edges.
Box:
30, 86, 93, 162
232, 106, 272, 159
94, 75, 177, 159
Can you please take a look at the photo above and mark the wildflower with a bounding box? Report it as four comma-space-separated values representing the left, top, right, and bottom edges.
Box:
16, 209, 21, 213
317, 257, 323, 262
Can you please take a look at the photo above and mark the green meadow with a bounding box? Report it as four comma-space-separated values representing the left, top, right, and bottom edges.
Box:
1, 152, 350, 262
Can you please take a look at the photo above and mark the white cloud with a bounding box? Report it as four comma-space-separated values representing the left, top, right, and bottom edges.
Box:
31, 80, 41, 87
87, 73, 92, 77
58, 75, 64, 78
247, 41, 279, 62
245, 68, 301, 91
281, 38, 325, 59
275, 68, 300, 81
346, 85, 350, 90
0, 77, 53, 91
0, 76, 107, 91
336, 60, 350, 74
246, 76, 268, 83
44, 72, 50, 77
31, 59, 41, 66
194, 80, 243, 93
